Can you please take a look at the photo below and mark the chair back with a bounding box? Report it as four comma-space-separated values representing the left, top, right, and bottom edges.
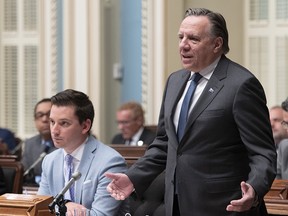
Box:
0, 159, 24, 194
108, 144, 165, 216
144, 125, 158, 134
108, 144, 147, 167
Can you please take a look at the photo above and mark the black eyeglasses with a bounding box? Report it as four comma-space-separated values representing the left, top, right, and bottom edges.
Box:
281, 120, 288, 129
116, 118, 137, 126
35, 111, 50, 119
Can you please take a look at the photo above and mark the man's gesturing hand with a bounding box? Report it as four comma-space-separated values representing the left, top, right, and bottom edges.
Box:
105, 172, 135, 200
226, 181, 257, 212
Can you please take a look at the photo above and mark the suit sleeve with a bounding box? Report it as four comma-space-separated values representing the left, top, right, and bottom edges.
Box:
88, 152, 128, 216
126, 76, 171, 196
37, 156, 51, 195
233, 76, 276, 198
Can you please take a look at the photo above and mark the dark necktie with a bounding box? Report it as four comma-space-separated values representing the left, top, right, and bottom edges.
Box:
44, 141, 51, 153
65, 154, 75, 201
177, 73, 202, 141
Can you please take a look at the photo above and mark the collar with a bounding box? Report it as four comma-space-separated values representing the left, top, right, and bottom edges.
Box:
63, 137, 88, 162
189, 56, 221, 81
131, 127, 144, 143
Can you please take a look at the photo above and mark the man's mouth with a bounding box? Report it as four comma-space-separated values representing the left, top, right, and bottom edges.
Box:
182, 54, 192, 58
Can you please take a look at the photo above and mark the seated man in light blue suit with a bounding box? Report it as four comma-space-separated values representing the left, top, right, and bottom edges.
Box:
37, 89, 127, 216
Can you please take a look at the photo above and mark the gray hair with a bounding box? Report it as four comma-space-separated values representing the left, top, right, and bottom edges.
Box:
184, 8, 230, 54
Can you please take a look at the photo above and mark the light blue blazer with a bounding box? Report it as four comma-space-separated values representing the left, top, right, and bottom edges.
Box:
38, 136, 128, 216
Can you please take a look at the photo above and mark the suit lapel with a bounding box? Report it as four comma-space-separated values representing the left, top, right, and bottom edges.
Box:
75, 137, 96, 203
54, 151, 65, 194
186, 76, 224, 125
181, 56, 228, 142
167, 70, 191, 145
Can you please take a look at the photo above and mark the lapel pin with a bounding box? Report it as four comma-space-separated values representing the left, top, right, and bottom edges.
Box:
209, 88, 214, 93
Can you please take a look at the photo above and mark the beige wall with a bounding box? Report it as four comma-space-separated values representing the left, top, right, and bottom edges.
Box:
165, 1, 185, 78
100, 0, 122, 143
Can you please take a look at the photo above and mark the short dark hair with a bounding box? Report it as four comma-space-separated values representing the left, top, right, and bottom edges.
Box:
281, 98, 288, 112
184, 8, 230, 54
34, 98, 51, 118
51, 89, 94, 132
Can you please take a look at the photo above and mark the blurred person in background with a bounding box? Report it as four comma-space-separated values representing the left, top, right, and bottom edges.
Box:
269, 105, 288, 153
111, 102, 155, 146
276, 98, 288, 179
0, 127, 16, 154
21, 98, 57, 185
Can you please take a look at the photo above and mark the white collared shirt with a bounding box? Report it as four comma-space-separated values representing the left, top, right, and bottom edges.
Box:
127, 127, 144, 146
174, 57, 220, 131
63, 138, 87, 200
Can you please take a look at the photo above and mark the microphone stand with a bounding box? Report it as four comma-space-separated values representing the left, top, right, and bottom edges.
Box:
48, 171, 81, 216
48, 194, 67, 216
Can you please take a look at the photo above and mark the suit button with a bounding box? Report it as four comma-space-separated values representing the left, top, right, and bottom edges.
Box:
177, 152, 182, 156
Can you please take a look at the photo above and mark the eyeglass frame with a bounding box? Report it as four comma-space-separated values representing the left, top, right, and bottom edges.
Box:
281, 120, 288, 129
116, 118, 138, 126
35, 111, 50, 120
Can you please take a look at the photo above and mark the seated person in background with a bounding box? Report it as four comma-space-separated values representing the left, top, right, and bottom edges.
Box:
38, 89, 127, 215
21, 98, 57, 185
0, 166, 7, 195
111, 101, 156, 146
0, 127, 16, 154
276, 98, 288, 179
269, 105, 288, 153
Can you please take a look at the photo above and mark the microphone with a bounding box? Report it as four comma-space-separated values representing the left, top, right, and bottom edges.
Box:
48, 171, 82, 212
23, 152, 47, 176
10, 140, 23, 155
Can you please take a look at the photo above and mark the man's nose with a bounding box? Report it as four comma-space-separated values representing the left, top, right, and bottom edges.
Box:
179, 38, 189, 48
51, 124, 59, 134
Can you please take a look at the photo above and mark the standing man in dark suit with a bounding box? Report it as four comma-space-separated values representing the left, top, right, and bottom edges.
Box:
105, 8, 276, 216
111, 102, 155, 146
21, 98, 57, 185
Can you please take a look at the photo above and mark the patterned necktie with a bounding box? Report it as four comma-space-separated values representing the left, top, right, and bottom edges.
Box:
177, 73, 202, 141
65, 154, 75, 201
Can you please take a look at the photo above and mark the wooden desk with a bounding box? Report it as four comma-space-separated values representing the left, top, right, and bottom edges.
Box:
265, 179, 288, 215
109, 144, 147, 167
0, 193, 53, 216
109, 144, 147, 157
23, 186, 39, 195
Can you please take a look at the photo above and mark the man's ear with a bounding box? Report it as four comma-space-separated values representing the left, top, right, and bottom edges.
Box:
214, 37, 223, 53
82, 119, 92, 134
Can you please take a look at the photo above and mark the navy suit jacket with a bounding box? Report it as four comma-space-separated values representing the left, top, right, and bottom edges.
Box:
127, 55, 277, 216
